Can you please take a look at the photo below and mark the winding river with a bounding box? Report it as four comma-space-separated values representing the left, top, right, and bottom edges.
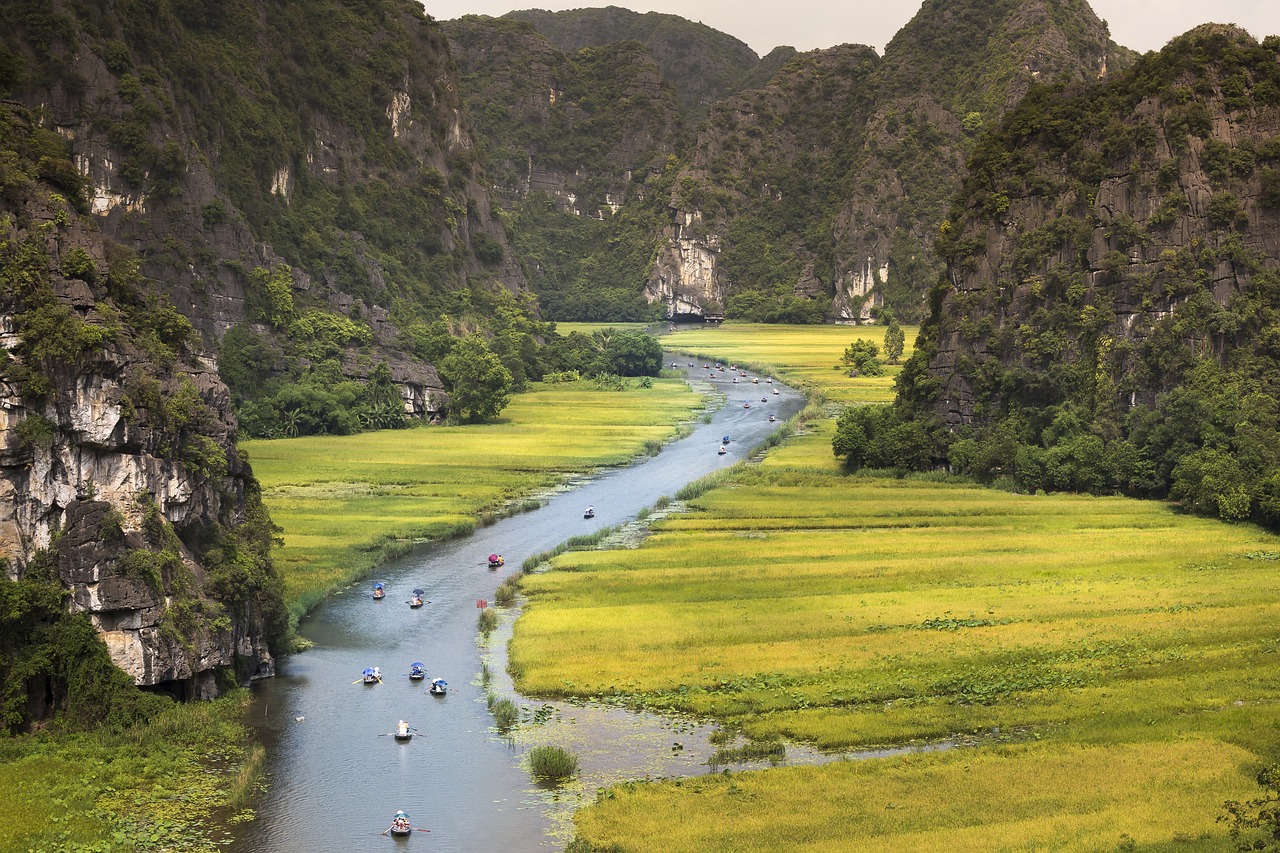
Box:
231, 363, 808, 851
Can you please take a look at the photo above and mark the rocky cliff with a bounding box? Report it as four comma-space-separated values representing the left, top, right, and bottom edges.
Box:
0, 0, 519, 410
646, 44, 880, 321
465, 0, 1134, 323
1, 101, 283, 715
503, 6, 763, 126
922, 24, 1280, 428
830, 0, 1132, 323
445, 16, 686, 215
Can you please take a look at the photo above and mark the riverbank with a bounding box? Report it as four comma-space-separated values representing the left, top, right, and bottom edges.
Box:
226, 365, 807, 852
0, 690, 259, 853
242, 376, 705, 622
509, 323, 1280, 850
0, 374, 705, 853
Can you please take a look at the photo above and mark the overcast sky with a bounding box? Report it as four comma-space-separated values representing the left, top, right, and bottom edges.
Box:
421, 1, 1278, 57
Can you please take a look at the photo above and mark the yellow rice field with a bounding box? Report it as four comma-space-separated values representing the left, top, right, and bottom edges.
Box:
508, 324, 1280, 850
242, 378, 703, 616
666, 322, 917, 404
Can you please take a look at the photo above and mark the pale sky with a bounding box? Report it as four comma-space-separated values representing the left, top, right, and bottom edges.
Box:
422, 1, 1279, 57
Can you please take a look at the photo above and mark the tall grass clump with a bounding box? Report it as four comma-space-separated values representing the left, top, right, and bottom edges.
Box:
494, 576, 520, 606
228, 743, 266, 810
477, 607, 499, 636
489, 696, 519, 731
709, 740, 786, 766
675, 466, 740, 501
528, 745, 579, 782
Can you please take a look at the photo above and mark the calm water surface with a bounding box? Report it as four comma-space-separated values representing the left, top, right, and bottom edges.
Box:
232, 363, 808, 852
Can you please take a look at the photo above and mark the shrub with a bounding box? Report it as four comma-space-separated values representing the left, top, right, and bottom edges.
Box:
61, 247, 96, 282
477, 606, 499, 635
528, 745, 579, 782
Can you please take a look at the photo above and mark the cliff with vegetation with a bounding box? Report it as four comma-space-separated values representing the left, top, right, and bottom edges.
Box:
455, 0, 1133, 323
503, 6, 765, 126
444, 15, 686, 319
0, 0, 531, 436
829, 0, 1134, 323
1, 101, 284, 730
839, 26, 1280, 530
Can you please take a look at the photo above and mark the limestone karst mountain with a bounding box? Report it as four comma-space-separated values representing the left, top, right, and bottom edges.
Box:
840, 25, 1280, 529
451, 0, 1135, 322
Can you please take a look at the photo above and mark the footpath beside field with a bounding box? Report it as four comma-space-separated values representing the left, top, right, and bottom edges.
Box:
510, 323, 1280, 851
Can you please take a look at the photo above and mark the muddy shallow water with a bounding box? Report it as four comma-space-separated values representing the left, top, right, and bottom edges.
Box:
231, 364, 883, 852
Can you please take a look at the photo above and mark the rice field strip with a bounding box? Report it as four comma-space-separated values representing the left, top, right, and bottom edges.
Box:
505, 325, 1280, 851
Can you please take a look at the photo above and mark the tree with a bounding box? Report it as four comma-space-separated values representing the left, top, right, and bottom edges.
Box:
439, 335, 513, 421
883, 317, 905, 364
841, 339, 883, 376
1222, 764, 1280, 851
600, 331, 662, 376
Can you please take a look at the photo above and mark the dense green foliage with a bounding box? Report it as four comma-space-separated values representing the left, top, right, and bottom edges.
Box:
837, 27, 1280, 532
502, 6, 760, 126
3, 0, 544, 433
0, 556, 167, 736
445, 18, 684, 322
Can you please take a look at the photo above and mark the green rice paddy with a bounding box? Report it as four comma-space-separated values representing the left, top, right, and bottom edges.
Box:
507, 325, 1280, 851
242, 378, 703, 617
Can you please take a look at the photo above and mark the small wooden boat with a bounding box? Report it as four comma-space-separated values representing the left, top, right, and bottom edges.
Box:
583, 507, 595, 519
409, 588, 425, 608
718, 446, 727, 455
408, 662, 426, 681
393, 721, 413, 742
387, 811, 413, 836
372, 582, 385, 600
429, 678, 448, 696
362, 667, 381, 685
769, 415, 776, 422
488, 554, 504, 569
743, 402, 750, 408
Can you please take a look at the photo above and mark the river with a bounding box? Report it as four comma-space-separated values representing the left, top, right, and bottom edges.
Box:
231, 363, 809, 851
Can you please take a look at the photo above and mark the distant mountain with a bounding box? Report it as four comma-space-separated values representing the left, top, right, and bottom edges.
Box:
444, 15, 687, 319
830, 0, 1138, 321
455, 1, 1136, 323
504, 6, 761, 125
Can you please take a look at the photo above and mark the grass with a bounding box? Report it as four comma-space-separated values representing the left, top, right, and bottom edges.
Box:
489, 697, 520, 732
504, 324, 1280, 850
0, 691, 258, 853
241, 377, 703, 619
666, 321, 917, 404
527, 744, 579, 782
554, 322, 655, 336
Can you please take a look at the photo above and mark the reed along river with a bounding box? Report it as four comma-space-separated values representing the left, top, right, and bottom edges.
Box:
231, 363, 805, 852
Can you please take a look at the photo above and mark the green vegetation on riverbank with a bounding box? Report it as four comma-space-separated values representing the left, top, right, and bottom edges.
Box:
243, 378, 703, 618
0, 690, 259, 853
508, 324, 1280, 850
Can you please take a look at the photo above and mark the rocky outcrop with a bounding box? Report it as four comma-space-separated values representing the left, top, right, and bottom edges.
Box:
1, 101, 281, 707
922, 24, 1280, 428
